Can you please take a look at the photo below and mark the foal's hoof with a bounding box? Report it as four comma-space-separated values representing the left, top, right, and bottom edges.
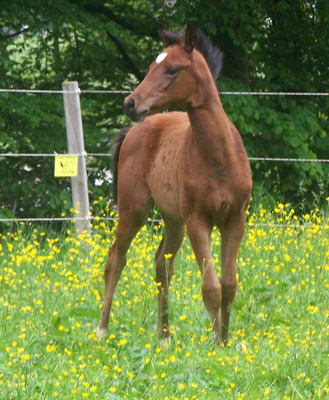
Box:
236, 342, 247, 352
96, 326, 108, 339
160, 337, 171, 350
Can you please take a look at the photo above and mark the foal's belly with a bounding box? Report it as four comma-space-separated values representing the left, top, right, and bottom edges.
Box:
137, 111, 189, 221
147, 144, 183, 221
149, 179, 182, 221
146, 133, 186, 220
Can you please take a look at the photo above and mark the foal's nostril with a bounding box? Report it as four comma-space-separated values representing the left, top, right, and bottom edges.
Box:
123, 98, 136, 116
123, 96, 147, 121
127, 98, 135, 110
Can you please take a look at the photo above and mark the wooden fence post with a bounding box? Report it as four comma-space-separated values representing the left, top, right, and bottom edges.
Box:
62, 81, 91, 236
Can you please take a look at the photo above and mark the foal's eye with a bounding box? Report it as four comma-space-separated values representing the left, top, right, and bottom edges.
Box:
166, 67, 177, 75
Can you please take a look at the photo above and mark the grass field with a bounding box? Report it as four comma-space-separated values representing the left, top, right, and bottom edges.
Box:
0, 203, 328, 399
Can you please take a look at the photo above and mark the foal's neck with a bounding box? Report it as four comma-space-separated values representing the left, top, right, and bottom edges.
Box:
187, 76, 236, 165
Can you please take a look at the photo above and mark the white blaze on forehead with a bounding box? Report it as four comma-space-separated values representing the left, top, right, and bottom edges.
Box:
155, 52, 168, 64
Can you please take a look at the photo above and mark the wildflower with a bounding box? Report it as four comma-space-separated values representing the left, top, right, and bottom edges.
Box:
46, 343, 56, 353
164, 253, 173, 260
64, 348, 72, 356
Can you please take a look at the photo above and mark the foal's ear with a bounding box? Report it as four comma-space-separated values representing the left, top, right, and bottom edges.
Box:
184, 24, 197, 53
159, 27, 183, 48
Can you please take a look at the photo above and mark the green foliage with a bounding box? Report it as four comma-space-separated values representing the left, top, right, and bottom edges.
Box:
0, 0, 328, 222
221, 80, 329, 204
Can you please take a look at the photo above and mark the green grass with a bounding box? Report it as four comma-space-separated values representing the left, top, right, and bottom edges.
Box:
0, 203, 329, 399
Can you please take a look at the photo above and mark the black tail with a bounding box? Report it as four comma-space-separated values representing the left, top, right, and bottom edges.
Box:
111, 127, 130, 203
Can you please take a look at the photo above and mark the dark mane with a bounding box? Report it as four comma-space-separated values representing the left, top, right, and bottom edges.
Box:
160, 27, 223, 81
195, 28, 223, 81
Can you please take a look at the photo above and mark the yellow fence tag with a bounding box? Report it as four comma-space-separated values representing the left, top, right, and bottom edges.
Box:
54, 155, 78, 177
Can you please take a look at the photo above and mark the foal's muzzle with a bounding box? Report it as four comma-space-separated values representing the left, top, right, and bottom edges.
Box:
123, 97, 148, 122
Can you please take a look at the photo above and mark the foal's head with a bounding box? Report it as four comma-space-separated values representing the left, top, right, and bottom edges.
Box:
123, 25, 223, 121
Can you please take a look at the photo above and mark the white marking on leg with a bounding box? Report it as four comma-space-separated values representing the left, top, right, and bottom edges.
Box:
156, 52, 168, 64
160, 336, 171, 350
96, 326, 108, 339
236, 342, 247, 352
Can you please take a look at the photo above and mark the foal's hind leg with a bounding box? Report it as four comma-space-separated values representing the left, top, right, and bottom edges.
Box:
186, 217, 222, 345
219, 214, 246, 344
155, 217, 185, 342
96, 197, 152, 339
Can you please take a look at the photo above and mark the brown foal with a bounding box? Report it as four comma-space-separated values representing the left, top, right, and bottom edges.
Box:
96, 25, 252, 345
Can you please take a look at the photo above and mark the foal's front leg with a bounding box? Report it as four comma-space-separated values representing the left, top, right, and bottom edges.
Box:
219, 214, 246, 344
186, 217, 222, 345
